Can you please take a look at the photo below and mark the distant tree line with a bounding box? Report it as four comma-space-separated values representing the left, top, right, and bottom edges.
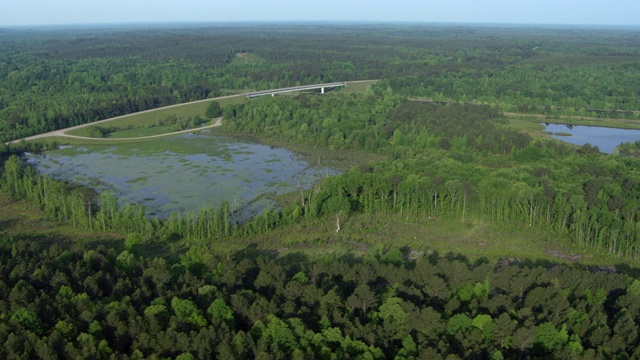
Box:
2, 25, 640, 143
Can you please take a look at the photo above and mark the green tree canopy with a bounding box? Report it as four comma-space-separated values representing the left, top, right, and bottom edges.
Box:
205, 101, 223, 118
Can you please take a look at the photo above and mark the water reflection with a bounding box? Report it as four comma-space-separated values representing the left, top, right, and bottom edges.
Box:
26, 133, 337, 219
543, 123, 640, 154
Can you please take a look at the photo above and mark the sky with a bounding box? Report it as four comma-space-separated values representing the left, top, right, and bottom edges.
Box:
1, 0, 639, 27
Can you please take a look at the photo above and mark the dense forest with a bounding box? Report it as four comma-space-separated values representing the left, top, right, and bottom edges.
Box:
2, 24, 640, 143
3, 24, 640, 358
2, 239, 640, 359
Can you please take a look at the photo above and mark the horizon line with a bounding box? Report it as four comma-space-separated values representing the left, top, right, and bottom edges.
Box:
2, 20, 639, 31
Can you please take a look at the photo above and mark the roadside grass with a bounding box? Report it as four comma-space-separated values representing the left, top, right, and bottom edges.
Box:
29, 136, 140, 146
102, 127, 183, 139
340, 80, 379, 94
32, 123, 227, 146
43, 134, 236, 158
102, 119, 218, 139
33, 135, 170, 146
66, 95, 247, 138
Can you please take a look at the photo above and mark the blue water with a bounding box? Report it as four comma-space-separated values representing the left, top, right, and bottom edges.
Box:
543, 124, 640, 154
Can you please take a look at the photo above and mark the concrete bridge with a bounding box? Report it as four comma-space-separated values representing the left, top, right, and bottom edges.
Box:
246, 82, 345, 98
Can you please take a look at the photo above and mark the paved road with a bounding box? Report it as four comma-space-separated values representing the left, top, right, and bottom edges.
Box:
8, 96, 237, 144
8, 80, 375, 144
57, 117, 223, 142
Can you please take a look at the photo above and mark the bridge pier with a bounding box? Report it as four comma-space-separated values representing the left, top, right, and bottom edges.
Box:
246, 82, 345, 98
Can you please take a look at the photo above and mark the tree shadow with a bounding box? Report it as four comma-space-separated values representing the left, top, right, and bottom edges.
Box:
233, 243, 278, 261
614, 263, 640, 278
0, 219, 18, 232
278, 251, 309, 271
336, 251, 362, 266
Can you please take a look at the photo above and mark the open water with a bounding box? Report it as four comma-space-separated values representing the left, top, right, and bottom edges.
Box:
543, 123, 640, 154
26, 133, 336, 219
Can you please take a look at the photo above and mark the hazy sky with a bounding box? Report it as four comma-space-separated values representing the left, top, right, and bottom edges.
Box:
2, 0, 638, 27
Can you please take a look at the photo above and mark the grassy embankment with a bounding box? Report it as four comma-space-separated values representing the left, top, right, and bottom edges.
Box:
65, 96, 245, 139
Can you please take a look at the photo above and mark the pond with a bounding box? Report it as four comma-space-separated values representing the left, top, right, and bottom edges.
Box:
543, 123, 640, 154
25, 133, 337, 220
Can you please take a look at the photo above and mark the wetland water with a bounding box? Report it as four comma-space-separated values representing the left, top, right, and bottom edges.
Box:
26, 133, 337, 219
543, 123, 640, 154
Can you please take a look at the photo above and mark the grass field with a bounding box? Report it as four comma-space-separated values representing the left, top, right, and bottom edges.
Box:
66, 95, 247, 138
506, 112, 640, 130
95, 122, 216, 139
507, 115, 549, 140
340, 80, 378, 95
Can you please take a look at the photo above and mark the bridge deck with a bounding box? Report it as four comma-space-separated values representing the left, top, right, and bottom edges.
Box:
246, 82, 345, 98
